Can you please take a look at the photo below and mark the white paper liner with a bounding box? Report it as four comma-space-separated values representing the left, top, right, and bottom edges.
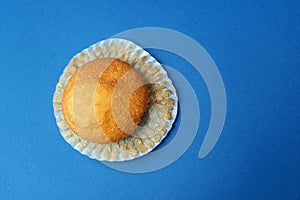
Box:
53, 38, 178, 161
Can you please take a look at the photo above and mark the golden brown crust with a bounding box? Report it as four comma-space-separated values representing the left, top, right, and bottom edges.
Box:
62, 58, 148, 144
62, 69, 78, 134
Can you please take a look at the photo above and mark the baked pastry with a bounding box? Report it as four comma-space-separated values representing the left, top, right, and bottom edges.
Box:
62, 58, 148, 144
54, 38, 178, 161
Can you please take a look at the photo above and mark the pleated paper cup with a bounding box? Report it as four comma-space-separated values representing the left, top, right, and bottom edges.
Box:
53, 38, 178, 161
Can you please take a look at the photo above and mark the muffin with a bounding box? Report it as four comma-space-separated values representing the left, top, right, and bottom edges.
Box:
53, 38, 178, 161
62, 58, 148, 144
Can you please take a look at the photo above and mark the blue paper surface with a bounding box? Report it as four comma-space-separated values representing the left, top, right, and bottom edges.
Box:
0, 1, 299, 199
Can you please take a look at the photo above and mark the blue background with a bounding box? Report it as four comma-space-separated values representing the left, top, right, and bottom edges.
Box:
0, 1, 299, 199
